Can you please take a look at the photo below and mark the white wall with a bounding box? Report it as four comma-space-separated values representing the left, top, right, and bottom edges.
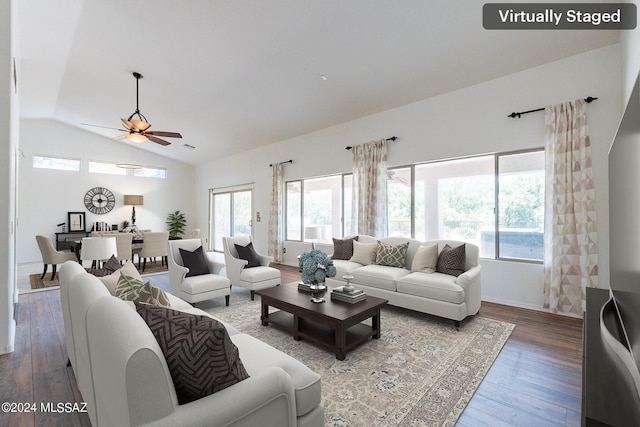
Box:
196, 44, 622, 312
18, 119, 197, 263
1, 0, 18, 354
621, 4, 640, 104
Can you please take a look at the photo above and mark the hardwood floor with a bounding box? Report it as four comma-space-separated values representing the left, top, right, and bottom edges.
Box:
0, 264, 583, 426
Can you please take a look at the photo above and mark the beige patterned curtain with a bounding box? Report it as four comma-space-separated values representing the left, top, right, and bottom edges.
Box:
543, 99, 598, 316
351, 139, 388, 237
267, 163, 283, 263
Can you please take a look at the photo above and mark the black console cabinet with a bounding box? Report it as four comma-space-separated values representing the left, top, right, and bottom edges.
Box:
583, 287, 640, 426
55, 231, 88, 251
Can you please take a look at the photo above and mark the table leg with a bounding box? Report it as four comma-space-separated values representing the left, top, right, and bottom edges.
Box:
336, 326, 347, 360
293, 315, 301, 341
261, 302, 269, 326
372, 311, 381, 339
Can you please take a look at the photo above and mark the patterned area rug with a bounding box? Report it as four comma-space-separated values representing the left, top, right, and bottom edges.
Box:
204, 293, 514, 427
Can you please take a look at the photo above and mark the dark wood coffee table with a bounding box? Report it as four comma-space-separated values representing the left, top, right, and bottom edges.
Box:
255, 283, 388, 360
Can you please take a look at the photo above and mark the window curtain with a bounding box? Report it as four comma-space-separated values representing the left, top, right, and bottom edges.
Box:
267, 163, 283, 263
351, 139, 388, 237
543, 99, 598, 316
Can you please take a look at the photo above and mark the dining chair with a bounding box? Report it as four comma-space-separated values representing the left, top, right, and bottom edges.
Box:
36, 235, 77, 280
137, 231, 169, 271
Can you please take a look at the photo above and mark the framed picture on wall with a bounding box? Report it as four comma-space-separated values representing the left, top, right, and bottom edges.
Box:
68, 212, 86, 232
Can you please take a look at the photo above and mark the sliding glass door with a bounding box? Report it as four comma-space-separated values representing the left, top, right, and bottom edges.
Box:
210, 189, 252, 251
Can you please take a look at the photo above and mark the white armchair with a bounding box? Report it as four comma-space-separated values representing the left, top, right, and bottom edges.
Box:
168, 239, 231, 305
222, 236, 281, 300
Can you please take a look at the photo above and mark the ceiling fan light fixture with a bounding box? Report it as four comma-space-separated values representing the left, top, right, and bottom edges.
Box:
130, 118, 151, 131
126, 133, 148, 143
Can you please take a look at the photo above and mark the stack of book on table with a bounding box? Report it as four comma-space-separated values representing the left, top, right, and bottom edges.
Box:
331, 286, 366, 304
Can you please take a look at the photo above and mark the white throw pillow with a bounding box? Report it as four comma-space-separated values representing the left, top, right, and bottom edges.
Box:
350, 241, 378, 265
411, 243, 439, 273
98, 261, 142, 295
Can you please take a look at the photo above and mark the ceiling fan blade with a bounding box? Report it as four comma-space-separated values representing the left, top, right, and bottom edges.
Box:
147, 135, 172, 146
146, 131, 182, 138
113, 134, 127, 141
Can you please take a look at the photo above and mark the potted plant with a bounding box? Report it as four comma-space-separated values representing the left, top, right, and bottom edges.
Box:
166, 210, 187, 238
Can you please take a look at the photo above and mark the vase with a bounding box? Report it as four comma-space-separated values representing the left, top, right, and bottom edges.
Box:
309, 283, 327, 303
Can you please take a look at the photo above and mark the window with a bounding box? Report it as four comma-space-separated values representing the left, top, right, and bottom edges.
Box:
210, 189, 252, 251
387, 167, 412, 237
33, 155, 80, 172
88, 161, 127, 175
133, 167, 167, 179
415, 156, 495, 254
286, 176, 343, 242
495, 150, 545, 261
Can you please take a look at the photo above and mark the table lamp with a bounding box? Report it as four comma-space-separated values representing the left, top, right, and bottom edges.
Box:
124, 195, 144, 226
304, 226, 322, 250
81, 237, 117, 268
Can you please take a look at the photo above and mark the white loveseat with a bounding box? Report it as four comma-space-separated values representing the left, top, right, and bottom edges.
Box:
59, 261, 323, 427
325, 235, 481, 327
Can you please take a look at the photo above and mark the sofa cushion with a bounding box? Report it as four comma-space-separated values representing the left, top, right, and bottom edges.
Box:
235, 242, 261, 268
350, 264, 409, 291
115, 274, 171, 307
397, 272, 465, 304
240, 265, 280, 283
332, 259, 363, 278
98, 261, 142, 295
179, 246, 211, 277
411, 243, 439, 273
375, 241, 409, 268
436, 244, 466, 277
350, 241, 377, 265
181, 274, 230, 295
231, 333, 321, 417
135, 303, 250, 404
331, 236, 358, 260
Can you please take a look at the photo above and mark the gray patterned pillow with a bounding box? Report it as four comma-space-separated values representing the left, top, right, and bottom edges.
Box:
115, 273, 171, 307
332, 236, 359, 260
436, 244, 466, 277
375, 241, 409, 268
135, 303, 250, 404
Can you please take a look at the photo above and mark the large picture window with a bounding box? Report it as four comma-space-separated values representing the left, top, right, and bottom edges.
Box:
210, 189, 252, 251
285, 148, 544, 262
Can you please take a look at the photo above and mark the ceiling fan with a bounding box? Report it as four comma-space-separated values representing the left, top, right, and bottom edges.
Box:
84, 72, 182, 146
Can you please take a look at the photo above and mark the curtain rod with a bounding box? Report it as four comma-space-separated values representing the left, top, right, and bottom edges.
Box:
345, 136, 397, 150
508, 96, 597, 118
269, 159, 293, 167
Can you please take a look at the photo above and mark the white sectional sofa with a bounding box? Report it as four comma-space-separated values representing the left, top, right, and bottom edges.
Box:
325, 235, 481, 327
59, 261, 323, 427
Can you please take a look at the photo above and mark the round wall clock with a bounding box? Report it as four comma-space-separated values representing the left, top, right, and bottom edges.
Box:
84, 187, 116, 215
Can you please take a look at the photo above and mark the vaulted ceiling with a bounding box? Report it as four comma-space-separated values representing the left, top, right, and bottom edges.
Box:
18, 0, 619, 165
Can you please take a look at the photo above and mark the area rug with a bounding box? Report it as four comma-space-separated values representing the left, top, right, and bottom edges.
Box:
204, 294, 514, 427
29, 262, 168, 290
29, 273, 60, 289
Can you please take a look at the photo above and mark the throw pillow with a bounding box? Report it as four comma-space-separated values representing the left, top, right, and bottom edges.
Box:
135, 302, 250, 404
331, 236, 359, 260
115, 273, 171, 307
179, 246, 211, 277
436, 244, 467, 277
86, 254, 121, 277
349, 241, 378, 265
234, 242, 261, 268
98, 261, 142, 295
375, 241, 409, 268
411, 243, 439, 273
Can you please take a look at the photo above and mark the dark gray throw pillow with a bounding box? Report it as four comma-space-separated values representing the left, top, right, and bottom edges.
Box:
179, 246, 211, 277
436, 244, 466, 277
332, 236, 359, 260
86, 254, 121, 277
135, 303, 250, 404
234, 242, 261, 268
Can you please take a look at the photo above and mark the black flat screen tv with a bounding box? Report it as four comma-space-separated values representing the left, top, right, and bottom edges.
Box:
608, 72, 640, 412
